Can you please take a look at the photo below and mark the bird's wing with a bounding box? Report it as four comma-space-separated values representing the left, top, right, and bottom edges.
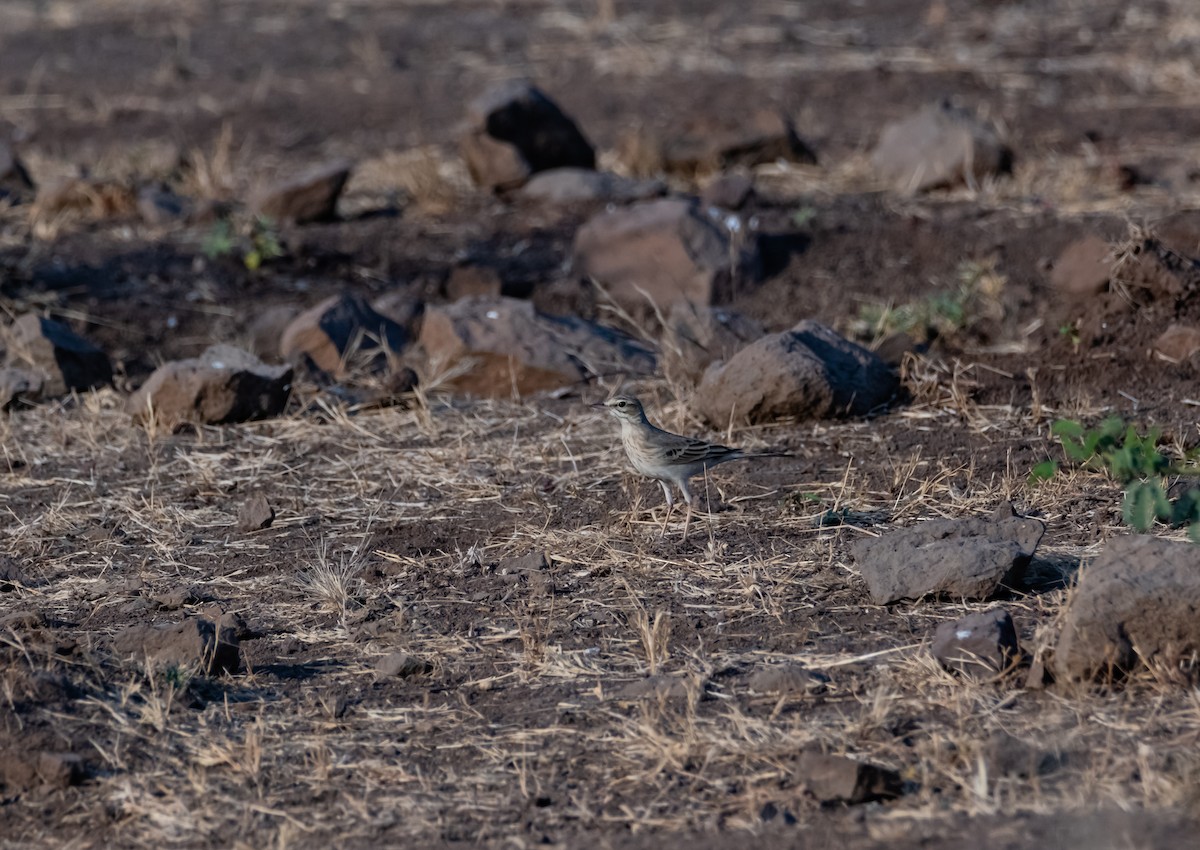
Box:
657, 432, 739, 465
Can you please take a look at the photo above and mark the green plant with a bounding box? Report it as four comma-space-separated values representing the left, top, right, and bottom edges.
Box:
1033, 416, 1200, 539
202, 216, 285, 271
854, 258, 1005, 343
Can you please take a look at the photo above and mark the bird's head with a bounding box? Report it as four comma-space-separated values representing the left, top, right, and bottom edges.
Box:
593, 394, 646, 424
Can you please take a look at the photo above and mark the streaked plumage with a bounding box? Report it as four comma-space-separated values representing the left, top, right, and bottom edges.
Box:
594, 394, 752, 539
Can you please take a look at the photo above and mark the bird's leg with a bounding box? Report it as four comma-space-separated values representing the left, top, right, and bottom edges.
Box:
658, 480, 675, 537
680, 481, 694, 541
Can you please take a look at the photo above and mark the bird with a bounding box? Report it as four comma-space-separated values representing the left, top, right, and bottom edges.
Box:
593, 394, 770, 540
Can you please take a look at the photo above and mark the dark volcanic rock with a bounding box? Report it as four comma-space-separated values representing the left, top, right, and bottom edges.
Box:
932, 608, 1021, 678
871, 100, 1012, 193
4, 313, 113, 397
238, 492, 275, 532
661, 110, 816, 176
112, 618, 240, 676
794, 749, 903, 805
662, 302, 766, 385
516, 168, 665, 204
280, 293, 411, 377
251, 160, 352, 224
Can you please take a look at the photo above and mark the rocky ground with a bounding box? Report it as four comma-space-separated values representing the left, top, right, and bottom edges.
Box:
4, 0, 1200, 847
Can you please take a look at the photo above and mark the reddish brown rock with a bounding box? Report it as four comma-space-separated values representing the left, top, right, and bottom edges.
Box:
462, 80, 595, 191
662, 302, 765, 385
871, 100, 1012, 193
418, 296, 655, 397
112, 617, 240, 676
573, 198, 758, 310
280, 294, 410, 377
4, 313, 112, 397
663, 110, 816, 177
238, 492, 275, 532
1055, 535, 1200, 682
1153, 324, 1200, 363
251, 160, 352, 224
694, 320, 896, 426
1050, 236, 1111, 297
127, 344, 292, 428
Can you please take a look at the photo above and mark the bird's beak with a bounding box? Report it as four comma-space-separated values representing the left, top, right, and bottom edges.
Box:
590, 402, 607, 410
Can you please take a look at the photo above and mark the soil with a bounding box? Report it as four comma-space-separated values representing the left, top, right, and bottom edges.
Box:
4, 0, 1200, 848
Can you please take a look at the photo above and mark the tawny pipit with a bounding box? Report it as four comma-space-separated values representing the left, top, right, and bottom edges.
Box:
594, 394, 762, 539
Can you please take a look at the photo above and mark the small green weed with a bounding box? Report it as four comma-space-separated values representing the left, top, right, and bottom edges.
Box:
1033, 416, 1200, 539
854, 257, 1005, 343
203, 216, 286, 271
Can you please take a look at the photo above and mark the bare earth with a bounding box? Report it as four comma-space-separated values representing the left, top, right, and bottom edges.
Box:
4, 1, 1200, 847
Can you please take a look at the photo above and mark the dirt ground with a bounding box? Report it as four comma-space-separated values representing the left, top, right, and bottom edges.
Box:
4, 0, 1200, 847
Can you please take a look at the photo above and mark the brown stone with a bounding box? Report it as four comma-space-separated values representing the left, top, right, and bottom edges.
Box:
747, 663, 829, 696
246, 304, 301, 359
238, 492, 275, 532
0, 140, 35, 202
662, 302, 765, 385
1049, 236, 1112, 297
663, 110, 816, 177
0, 366, 43, 410
1153, 324, 1200, 363
251, 161, 352, 224
573, 197, 758, 310
127, 344, 292, 428
700, 171, 755, 210
932, 608, 1021, 678
112, 618, 240, 676
445, 264, 504, 300
694, 320, 896, 426
4, 313, 112, 397
418, 296, 655, 397
794, 750, 903, 805
280, 294, 410, 377
1054, 535, 1200, 682
461, 80, 595, 191
871, 100, 1012, 193
374, 651, 431, 678
516, 168, 665, 204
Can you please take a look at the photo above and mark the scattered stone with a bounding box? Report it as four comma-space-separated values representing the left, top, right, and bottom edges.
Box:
497, 551, 550, 574
1152, 324, 1200, 363
0, 141, 35, 202
137, 185, 192, 225
932, 608, 1021, 678
154, 585, 208, 610
238, 492, 275, 532
1049, 235, 1111, 297
615, 674, 699, 702
701, 171, 755, 210
0, 751, 84, 794
127, 344, 293, 428
662, 110, 816, 176
852, 505, 1045, 604
694, 320, 897, 426
0, 366, 43, 410
662, 302, 766, 385
112, 618, 240, 676
871, 100, 1012, 193
984, 731, 1061, 779
418, 296, 655, 397
1054, 535, 1200, 682
4, 313, 113, 397
445, 264, 504, 300
32, 177, 137, 220
747, 663, 830, 696
251, 160, 352, 224
246, 304, 301, 359
462, 80, 595, 191
794, 749, 903, 805
572, 197, 758, 310
374, 651, 431, 679
197, 604, 256, 640
516, 168, 665, 204
280, 293, 410, 377
873, 331, 919, 366
0, 557, 30, 591
370, 291, 426, 336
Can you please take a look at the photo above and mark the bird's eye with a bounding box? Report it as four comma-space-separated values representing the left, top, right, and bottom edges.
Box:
616, 401, 626, 407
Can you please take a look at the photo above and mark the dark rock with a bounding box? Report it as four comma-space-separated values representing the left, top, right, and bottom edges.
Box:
871, 100, 1012, 193
137, 185, 192, 225
694, 320, 897, 426
280, 293, 410, 377
700, 171, 755, 210
932, 608, 1021, 678
238, 492, 275, 532
251, 160, 352, 224
246, 304, 301, 359
445, 264, 504, 300
462, 80, 595, 191
794, 749, 903, 805
418, 296, 655, 397
154, 585, 208, 610
0, 557, 30, 591
1049, 236, 1111, 297
747, 663, 829, 695
127, 344, 292, 428
662, 302, 765, 385
851, 510, 1045, 604
4, 313, 112, 398
1153, 324, 1200, 363
1054, 535, 1200, 682
615, 675, 699, 701
0, 750, 84, 794
0, 141, 35, 202
572, 197, 758, 310
0, 366, 43, 410
516, 168, 665, 204
112, 618, 240, 676
374, 651, 431, 678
